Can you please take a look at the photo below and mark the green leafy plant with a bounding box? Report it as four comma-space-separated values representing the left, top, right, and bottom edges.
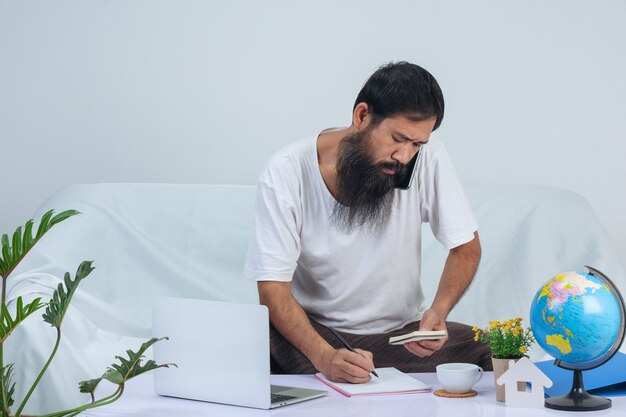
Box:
473, 317, 535, 359
0, 210, 173, 417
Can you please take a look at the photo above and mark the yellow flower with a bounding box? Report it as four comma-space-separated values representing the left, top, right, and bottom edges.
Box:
474, 318, 534, 359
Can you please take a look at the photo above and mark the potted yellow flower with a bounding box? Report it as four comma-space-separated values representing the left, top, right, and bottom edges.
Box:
473, 318, 534, 401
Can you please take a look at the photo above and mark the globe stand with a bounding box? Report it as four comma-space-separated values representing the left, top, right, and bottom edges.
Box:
545, 370, 611, 411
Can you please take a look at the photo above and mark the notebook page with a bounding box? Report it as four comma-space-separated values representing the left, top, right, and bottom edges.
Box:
315, 367, 430, 397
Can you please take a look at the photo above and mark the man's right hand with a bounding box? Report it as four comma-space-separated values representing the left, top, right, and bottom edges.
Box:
316, 347, 375, 384
258, 281, 375, 384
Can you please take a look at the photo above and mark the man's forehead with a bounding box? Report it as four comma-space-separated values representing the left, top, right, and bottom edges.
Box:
383, 113, 437, 126
382, 115, 436, 140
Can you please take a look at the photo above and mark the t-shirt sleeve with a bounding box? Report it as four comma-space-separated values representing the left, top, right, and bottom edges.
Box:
417, 137, 478, 250
244, 163, 302, 282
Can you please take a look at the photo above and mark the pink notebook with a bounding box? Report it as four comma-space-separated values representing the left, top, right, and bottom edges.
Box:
314, 367, 430, 397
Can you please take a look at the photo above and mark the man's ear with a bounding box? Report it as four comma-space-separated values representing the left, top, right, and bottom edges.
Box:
352, 102, 371, 130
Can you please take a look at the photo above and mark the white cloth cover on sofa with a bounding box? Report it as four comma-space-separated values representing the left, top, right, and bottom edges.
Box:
5, 183, 624, 414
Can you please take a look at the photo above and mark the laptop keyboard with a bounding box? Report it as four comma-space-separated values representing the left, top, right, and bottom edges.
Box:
271, 393, 297, 403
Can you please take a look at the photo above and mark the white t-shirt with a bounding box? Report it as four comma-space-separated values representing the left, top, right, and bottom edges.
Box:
244, 132, 477, 334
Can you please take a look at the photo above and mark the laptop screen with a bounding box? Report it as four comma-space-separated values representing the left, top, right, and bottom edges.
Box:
152, 297, 272, 409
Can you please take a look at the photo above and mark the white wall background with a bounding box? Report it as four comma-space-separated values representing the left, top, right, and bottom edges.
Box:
1, 0, 625, 269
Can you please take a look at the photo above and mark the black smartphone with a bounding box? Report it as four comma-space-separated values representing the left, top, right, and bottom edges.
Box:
394, 150, 420, 190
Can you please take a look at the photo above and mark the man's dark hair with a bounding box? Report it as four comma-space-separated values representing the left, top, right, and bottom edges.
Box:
353, 61, 444, 130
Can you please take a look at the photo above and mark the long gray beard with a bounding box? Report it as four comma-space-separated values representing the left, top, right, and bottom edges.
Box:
331, 132, 400, 232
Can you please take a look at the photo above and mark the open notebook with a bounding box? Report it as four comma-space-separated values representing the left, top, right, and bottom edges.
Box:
315, 367, 430, 397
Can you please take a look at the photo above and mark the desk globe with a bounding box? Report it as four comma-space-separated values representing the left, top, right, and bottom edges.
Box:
530, 266, 626, 411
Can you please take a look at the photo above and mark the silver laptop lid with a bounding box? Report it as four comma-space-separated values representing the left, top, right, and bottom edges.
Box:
152, 296, 271, 409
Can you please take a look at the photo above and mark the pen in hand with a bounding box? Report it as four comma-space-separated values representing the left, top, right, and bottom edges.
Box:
327, 327, 379, 378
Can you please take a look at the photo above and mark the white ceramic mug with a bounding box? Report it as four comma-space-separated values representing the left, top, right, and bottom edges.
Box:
436, 363, 483, 394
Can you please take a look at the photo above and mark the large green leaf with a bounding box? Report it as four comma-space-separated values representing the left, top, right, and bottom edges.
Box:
42, 261, 94, 329
77, 338, 173, 406
53, 339, 173, 417
0, 209, 80, 279
94, 337, 173, 387
105, 337, 174, 384
0, 296, 44, 343
0, 364, 15, 415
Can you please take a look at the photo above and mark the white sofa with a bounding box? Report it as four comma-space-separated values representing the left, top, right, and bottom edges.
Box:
6, 183, 625, 414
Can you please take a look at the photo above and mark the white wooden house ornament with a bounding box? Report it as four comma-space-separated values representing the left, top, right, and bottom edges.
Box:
496, 357, 553, 408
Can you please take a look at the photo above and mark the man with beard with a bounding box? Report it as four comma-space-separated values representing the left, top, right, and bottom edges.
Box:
244, 62, 491, 384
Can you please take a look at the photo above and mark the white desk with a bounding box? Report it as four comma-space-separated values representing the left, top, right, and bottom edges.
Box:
80, 372, 626, 417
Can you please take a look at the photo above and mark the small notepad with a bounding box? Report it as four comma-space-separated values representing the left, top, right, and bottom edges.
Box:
314, 367, 430, 397
388, 330, 447, 345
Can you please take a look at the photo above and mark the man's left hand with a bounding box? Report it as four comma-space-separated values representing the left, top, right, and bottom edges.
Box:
403, 308, 448, 357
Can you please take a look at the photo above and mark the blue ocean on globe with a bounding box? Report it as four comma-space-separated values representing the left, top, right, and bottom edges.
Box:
530, 271, 621, 364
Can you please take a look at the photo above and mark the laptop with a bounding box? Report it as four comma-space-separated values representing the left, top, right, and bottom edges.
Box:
152, 296, 327, 409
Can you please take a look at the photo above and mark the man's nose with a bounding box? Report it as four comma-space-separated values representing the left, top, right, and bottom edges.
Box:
392, 144, 416, 165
